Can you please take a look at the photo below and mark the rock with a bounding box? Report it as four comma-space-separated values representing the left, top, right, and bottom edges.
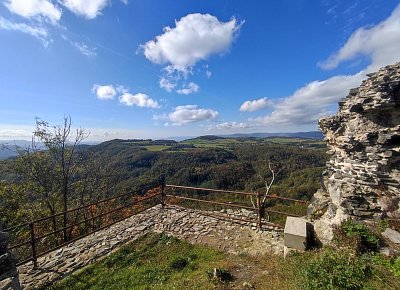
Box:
382, 228, 400, 244
308, 62, 400, 242
284, 217, 310, 250
379, 247, 395, 257
242, 281, 254, 288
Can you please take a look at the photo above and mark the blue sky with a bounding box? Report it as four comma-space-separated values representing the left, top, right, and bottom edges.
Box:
1, 0, 400, 141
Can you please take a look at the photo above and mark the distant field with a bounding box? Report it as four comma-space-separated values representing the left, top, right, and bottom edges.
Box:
143, 145, 172, 151
182, 136, 326, 149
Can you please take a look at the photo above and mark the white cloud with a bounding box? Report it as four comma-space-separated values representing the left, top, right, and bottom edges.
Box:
159, 77, 176, 92
62, 0, 109, 19
177, 82, 199, 95
251, 73, 365, 126
119, 93, 160, 108
142, 13, 243, 73
0, 16, 49, 46
92, 85, 116, 100
73, 42, 97, 57
208, 122, 248, 131
253, 4, 400, 129
120, 0, 128, 4
4, 0, 62, 23
319, 4, 400, 71
240, 97, 270, 112
159, 105, 219, 126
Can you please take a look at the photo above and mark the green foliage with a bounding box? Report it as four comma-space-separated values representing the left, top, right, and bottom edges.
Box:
303, 248, 373, 290
334, 220, 380, 252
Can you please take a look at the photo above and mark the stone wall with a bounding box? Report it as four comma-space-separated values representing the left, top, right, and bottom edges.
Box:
0, 226, 21, 290
309, 63, 400, 242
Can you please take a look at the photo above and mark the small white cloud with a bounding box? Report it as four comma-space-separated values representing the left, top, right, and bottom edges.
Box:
62, 0, 110, 19
208, 122, 248, 131
240, 97, 270, 112
0, 16, 49, 46
206, 70, 212, 78
177, 82, 199, 95
92, 84, 116, 100
4, 0, 62, 23
119, 93, 160, 108
73, 42, 97, 57
319, 4, 400, 71
120, 0, 128, 4
163, 105, 218, 126
159, 77, 176, 92
141, 13, 243, 73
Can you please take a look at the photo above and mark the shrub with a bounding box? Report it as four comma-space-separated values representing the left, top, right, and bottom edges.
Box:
334, 219, 380, 252
303, 248, 372, 290
170, 256, 189, 270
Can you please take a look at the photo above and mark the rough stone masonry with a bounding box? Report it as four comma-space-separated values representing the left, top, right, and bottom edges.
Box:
309, 62, 400, 243
0, 226, 21, 290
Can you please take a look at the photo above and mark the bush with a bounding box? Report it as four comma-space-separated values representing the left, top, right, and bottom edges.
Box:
303, 248, 372, 290
334, 219, 380, 252
169, 256, 189, 270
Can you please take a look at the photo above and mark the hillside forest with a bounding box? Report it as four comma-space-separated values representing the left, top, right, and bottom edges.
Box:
0, 118, 326, 252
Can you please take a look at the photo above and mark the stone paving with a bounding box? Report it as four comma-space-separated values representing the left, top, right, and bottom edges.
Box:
18, 205, 284, 289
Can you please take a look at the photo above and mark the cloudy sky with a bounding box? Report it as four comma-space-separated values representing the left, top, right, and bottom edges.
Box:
1, 0, 400, 141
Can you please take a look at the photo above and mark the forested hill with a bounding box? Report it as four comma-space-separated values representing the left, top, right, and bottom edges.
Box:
81, 137, 326, 199
0, 136, 326, 228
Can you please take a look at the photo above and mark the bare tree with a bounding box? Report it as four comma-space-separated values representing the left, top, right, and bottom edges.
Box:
250, 159, 283, 222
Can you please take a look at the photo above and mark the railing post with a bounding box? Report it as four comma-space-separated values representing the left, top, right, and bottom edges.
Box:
29, 222, 38, 268
161, 182, 166, 208
257, 192, 262, 229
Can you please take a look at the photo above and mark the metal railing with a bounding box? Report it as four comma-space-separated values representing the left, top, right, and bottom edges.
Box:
4, 183, 163, 268
5, 183, 308, 268
164, 184, 309, 229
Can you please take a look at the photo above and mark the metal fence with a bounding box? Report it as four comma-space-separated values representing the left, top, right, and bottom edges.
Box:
5, 183, 308, 268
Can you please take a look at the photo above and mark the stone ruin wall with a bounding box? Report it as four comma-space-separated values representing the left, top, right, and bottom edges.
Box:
0, 227, 21, 290
309, 62, 400, 242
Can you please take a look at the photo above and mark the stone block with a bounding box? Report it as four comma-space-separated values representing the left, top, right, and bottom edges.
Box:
382, 228, 400, 244
284, 217, 310, 250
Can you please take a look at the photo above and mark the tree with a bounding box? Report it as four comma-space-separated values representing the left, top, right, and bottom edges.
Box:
250, 159, 283, 222
15, 116, 88, 242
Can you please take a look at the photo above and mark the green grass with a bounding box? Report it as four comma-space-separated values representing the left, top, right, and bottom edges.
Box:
44, 232, 400, 290
142, 145, 172, 151
45, 233, 233, 290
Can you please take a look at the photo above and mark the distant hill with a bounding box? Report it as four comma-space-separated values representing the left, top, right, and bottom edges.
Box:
220, 131, 323, 139
176, 131, 323, 141
0, 140, 33, 160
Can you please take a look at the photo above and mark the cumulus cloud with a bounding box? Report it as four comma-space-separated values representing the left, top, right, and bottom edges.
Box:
319, 4, 400, 71
62, 0, 110, 19
240, 97, 270, 112
207, 122, 248, 131
4, 0, 62, 23
159, 77, 176, 92
119, 93, 160, 108
92, 85, 116, 100
252, 4, 400, 128
177, 82, 199, 95
142, 13, 243, 73
0, 16, 49, 46
156, 105, 218, 126
73, 42, 97, 57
